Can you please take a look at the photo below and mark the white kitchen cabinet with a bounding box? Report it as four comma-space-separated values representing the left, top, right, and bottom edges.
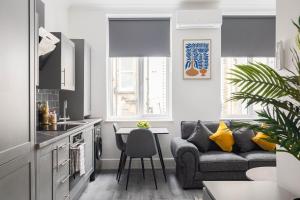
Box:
39, 32, 75, 91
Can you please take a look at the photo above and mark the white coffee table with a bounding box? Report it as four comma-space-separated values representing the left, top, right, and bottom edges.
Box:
203, 181, 296, 200
246, 167, 277, 181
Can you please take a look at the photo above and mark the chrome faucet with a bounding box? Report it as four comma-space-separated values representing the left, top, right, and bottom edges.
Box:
59, 100, 70, 122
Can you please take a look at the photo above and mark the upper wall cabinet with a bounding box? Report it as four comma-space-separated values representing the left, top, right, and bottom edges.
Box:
60, 39, 91, 119
39, 32, 75, 91
36, 0, 45, 28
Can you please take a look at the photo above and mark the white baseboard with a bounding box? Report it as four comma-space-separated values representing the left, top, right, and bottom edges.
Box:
97, 157, 175, 170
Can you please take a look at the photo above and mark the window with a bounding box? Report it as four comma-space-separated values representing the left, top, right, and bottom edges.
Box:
221, 57, 275, 118
221, 16, 276, 118
108, 57, 171, 120
108, 17, 171, 120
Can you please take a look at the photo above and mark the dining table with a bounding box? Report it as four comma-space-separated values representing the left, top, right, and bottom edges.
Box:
116, 127, 169, 182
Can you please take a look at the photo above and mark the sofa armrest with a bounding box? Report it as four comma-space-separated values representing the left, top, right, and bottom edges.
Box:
171, 137, 200, 169
171, 137, 200, 188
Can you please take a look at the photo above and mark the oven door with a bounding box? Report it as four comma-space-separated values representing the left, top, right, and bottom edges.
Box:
69, 132, 85, 190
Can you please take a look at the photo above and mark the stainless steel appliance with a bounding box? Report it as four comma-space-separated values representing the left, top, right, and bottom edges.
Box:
69, 131, 85, 190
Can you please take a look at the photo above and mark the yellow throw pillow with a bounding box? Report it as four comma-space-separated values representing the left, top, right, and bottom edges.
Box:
209, 121, 234, 152
252, 132, 276, 151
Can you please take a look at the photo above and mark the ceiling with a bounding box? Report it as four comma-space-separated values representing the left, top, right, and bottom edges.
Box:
68, 0, 220, 4
67, 0, 276, 15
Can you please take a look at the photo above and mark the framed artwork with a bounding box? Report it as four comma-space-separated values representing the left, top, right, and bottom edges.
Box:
183, 39, 211, 79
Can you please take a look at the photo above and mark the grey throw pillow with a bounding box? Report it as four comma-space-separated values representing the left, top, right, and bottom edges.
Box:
187, 120, 211, 152
233, 128, 256, 152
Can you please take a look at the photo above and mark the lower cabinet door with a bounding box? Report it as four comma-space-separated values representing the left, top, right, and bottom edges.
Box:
0, 155, 34, 200
83, 127, 94, 174
36, 149, 53, 200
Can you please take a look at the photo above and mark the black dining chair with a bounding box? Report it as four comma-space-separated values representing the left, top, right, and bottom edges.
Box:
124, 128, 158, 190
113, 123, 126, 182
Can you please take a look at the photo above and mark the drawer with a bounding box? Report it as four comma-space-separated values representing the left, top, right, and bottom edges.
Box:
54, 160, 70, 200
55, 172, 69, 200
53, 138, 69, 170
54, 160, 69, 182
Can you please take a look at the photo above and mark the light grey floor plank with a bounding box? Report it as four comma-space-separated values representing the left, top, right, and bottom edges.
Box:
79, 170, 203, 200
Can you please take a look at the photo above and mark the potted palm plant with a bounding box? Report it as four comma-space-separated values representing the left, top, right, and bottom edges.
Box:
228, 16, 300, 160
228, 16, 300, 196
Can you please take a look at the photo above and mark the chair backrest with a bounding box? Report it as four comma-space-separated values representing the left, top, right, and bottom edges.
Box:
113, 123, 125, 151
125, 129, 157, 158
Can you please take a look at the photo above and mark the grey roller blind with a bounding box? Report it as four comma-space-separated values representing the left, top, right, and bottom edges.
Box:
222, 16, 275, 57
109, 18, 170, 57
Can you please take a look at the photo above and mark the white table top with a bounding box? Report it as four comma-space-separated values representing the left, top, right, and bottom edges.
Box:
246, 167, 277, 181
203, 181, 296, 200
116, 127, 169, 135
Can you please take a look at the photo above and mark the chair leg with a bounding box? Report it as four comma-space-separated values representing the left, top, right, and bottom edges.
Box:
126, 157, 132, 190
118, 154, 127, 183
141, 158, 145, 179
150, 157, 158, 189
116, 151, 124, 180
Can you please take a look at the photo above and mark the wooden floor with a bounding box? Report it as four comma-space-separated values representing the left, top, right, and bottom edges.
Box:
79, 170, 203, 200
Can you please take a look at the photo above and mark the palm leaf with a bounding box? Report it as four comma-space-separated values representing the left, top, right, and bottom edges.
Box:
292, 17, 300, 32
228, 63, 289, 98
228, 16, 300, 160
228, 62, 300, 102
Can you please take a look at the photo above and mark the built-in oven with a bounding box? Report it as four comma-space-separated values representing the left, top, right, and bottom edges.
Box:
69, 131, 85, 190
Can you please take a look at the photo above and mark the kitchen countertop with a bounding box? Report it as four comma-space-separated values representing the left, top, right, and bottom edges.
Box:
36, 118, 103, 149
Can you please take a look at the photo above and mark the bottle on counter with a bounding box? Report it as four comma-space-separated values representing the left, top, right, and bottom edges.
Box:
48, 110, 57, 125
40, 101, 49, 125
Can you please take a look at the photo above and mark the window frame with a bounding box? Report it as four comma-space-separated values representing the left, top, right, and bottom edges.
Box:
221, 57, 275, 119
106, 57, 172, 121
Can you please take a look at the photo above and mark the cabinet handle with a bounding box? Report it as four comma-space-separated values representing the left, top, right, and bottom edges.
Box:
58, 159, 70, 168
64, 194, 70, 200
60, 175, 70, 184
62, 68, 66, 86
57, 143, 69, 150
55, 143, 69, 171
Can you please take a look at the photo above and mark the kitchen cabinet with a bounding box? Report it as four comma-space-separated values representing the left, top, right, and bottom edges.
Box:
36, 125, 95, 200
36, 146, 53, 200
39, 32, 75, 91
60, 39, 91, 119
83, 126, 94, 175
36, 137, 70, 200
36, 0, 45, 28
0, 0, 35, 199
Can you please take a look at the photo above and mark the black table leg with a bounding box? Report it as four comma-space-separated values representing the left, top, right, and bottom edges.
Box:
154, 134, 167, 182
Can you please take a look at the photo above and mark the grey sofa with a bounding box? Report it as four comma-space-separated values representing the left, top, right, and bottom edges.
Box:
171, 121, 276, 189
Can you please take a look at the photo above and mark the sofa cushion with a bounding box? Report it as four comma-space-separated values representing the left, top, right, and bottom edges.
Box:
233, 128, 257, 152
181, 121, 198, 139
209, 121, 235, 152
187, 121, 211, 152
240, 151, 276, 168
181, 121, 231, 140
203, 121, 231, 133
199, 151, 248, 172
252, 132, 276, 151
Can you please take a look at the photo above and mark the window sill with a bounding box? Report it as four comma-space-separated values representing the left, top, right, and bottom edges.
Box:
221, 116, 259, 121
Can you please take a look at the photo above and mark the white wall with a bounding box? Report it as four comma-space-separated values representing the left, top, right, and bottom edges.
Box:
68, 5, 221, 169
276, 0, 299, 71
276, 0, 300, 196
42, 0, 70, 35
